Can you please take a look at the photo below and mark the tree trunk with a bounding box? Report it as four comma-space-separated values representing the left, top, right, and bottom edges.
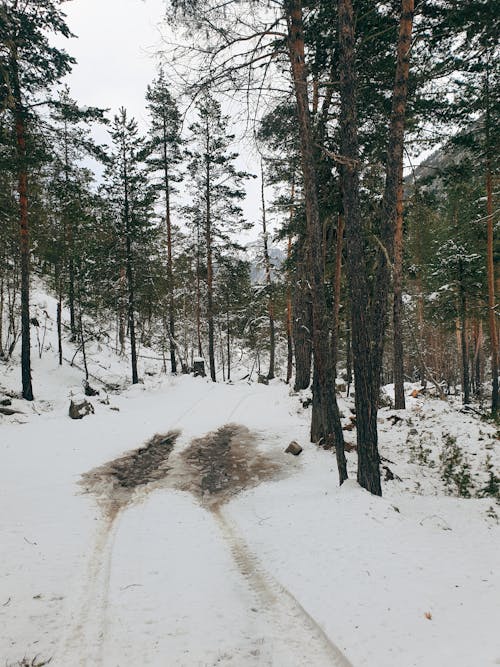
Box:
293, 248, 313, 390
78, 309, 89, 382
11, 54, 33, 401
163, 115, 177, 374
286, 232, 294, 385
458, 262, 470, 404
338, 0, 380, 494
226, 302, 231, 381
123, 149, 138, 385
473, 320, 483, 399
485, 72, 498, 414
286, 0, 347, 483
332, 214, 344, 374
57, 288, 63, 366
205, 120, 216, 382
393, 167, 406, 408
261, 160, 275, 380
196, 229, 203, 358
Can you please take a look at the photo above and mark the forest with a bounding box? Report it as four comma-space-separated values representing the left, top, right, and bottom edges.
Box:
0, 2, 499, 664
1, 0, 498, 494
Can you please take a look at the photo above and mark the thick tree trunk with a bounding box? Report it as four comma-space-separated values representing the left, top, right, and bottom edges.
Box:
261, 161, 275, 380
11, 55, 33, 401
393, 169, 406, 408
286, 0, 347, 483
338, 0, 380, 494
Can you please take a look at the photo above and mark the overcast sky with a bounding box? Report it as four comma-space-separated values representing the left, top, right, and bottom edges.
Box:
56, 0, 265, 236
59, 0, 165, 128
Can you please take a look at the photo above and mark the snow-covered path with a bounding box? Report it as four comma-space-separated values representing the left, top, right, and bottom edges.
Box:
1, 376, 351, 666
2, 371, 500, 666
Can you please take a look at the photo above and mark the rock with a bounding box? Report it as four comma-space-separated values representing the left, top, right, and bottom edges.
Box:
0, 398, 12, 406
69, 399, 94, 420
257, 374, 269, 385
285, 441, 303, 456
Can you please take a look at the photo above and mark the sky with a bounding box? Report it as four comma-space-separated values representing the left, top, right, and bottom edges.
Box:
55, 0, 265, 236
58, 0, 166, 130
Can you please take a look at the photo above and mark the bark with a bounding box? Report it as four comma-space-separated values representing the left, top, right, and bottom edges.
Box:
339, 0, 380, 494
163, 114, 177, 374
118, 266, 126, 355
11, 53, 33, 401
485, 74, 498, 414
393, 167, 406, 408
286, 0, 347, 483
122, 146, 138, 385
458, 263, 470, 404
332, 214, 344, 374
0, 276, 3, 357
79, 309, 89, 382
473, 320, 483, 398
196, 228, 203, 358
261, 160, 275, 380
292, 246, 313, 390
286, 232, 294, 385
57, 289, 63, 366
205, 118, 216, 382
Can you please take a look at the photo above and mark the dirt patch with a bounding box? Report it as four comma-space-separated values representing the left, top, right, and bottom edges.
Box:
177, 424, 281, 509
80, 431, 180, 519
81, 424, 283, 516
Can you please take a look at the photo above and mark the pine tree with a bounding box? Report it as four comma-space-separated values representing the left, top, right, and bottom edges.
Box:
185, 91, 251, 382
1, 0, 75, 399
145, 69, 184, 373
104, 108, 157, 385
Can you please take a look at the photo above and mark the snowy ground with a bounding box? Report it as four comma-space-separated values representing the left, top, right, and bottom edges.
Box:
1, 290, 500, 666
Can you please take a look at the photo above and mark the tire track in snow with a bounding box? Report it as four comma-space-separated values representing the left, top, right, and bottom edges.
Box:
214, 511, 354, 667
56, 511, 122, 666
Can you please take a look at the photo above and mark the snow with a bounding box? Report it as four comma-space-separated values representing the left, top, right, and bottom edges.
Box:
1, 289, 500, 666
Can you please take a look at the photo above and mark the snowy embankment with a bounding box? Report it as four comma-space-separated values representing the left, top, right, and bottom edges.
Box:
1, 289, 499, 666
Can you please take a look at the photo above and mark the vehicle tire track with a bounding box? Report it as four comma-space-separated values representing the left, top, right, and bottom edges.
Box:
215, 511, 354, 667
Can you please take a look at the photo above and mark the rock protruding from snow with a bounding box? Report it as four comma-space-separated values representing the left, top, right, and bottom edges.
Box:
285, 441, 303, 456
69, 399, 95, 420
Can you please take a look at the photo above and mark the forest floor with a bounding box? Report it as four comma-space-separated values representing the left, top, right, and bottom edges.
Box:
1, 288, 500, 666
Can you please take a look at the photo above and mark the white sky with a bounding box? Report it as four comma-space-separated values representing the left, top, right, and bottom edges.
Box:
56, 0, 265, 237
59, 0, 166, 129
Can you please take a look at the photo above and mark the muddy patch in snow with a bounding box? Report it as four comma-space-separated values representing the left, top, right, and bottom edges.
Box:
80, 430, 180, 519
81, 424, 284, 517
175, 424, 282, 509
